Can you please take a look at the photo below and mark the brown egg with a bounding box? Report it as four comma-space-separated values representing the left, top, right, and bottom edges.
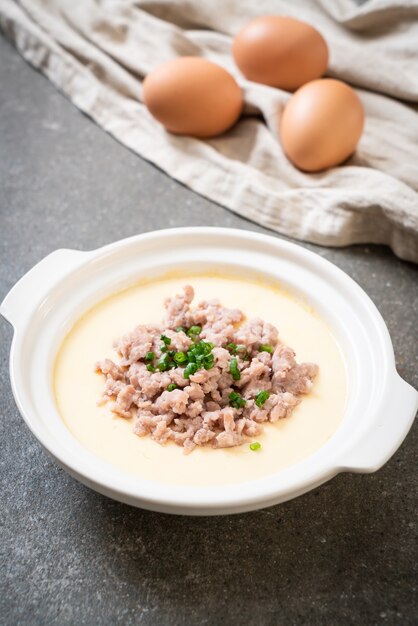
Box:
143, 57, 243, 138
232, 15, 328, 91
280, 79, 365, 172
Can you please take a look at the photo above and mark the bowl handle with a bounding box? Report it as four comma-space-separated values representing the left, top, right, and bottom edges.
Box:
0, 248, 88, 328
342, 374, 418, 473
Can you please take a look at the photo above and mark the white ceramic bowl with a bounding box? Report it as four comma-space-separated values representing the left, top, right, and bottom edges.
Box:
1, 228, 417, 515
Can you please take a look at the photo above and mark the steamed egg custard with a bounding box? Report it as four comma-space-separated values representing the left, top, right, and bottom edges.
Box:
54, 274, 347, 487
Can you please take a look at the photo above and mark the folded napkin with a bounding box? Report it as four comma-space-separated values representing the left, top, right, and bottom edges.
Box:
1, 0, 417, 262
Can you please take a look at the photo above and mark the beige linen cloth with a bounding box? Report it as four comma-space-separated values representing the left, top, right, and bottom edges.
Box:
1, 0, 418, 262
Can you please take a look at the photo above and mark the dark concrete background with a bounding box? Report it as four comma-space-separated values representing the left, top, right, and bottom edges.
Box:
0, 35, 417, 626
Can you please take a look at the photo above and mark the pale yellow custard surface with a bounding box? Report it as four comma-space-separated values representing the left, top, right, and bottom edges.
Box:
54, 274, 348, 487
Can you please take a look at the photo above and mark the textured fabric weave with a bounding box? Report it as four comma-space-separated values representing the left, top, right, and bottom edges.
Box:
1, 0, 417, 261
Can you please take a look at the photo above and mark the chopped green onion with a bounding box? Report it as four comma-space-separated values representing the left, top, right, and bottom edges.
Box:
157, 353, 171, 371
176, 326, 187, 333
174, 351, 187, 365
183, 362, 198, 379
203, 354, 214, 370
187, 325, 202, 339
228, 391, 246, 409
194, 340, 211, 355
187, 350, 196, 363
146, 364, 156, 373
227, 343, 249, 359
145, 351, 155, 362
229, 357, 240, 381
168, 339, 217, 377
249, 442, 261, 451
167, 383, 178, 392
160, 345, 168, 353
160, 334, 171, 345
259, 344, 273, 354
255, 390, 270, 408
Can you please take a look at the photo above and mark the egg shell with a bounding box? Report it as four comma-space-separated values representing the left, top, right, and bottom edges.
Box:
280, 79, 365, 172
232, 15, 328, 91
143, 57, 243, 138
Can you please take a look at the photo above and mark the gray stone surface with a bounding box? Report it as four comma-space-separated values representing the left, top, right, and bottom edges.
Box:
0, 34, 417, 626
